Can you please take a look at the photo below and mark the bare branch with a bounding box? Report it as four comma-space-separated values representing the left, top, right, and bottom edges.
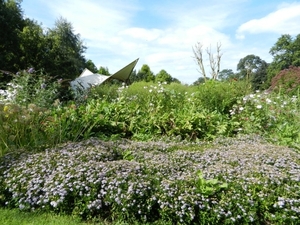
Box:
206, 42, 222, 80
192, 42, 207, 80
193, 42, 223, 81
206, 45, 216, 79
216, 42, 223, 80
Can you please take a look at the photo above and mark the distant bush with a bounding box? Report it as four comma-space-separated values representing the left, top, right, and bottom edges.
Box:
269, 66, 300, 96
230, 90, 300, 149
193, 80, 252, 114
86, 83, 121, 102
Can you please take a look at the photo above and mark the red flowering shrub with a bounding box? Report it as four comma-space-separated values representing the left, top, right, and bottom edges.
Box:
269, 66, 300, 95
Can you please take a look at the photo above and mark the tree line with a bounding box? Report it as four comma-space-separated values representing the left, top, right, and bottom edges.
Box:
0, 0, 180, 89
193, 35, 300, 91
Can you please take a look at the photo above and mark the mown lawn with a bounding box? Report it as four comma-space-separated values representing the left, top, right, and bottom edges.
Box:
0, 207, 85, 225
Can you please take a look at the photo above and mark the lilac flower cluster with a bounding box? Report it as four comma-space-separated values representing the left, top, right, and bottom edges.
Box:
0, 135, 299, 224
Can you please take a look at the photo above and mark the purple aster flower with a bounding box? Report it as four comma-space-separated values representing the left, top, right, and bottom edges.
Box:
27, 68, 35, 73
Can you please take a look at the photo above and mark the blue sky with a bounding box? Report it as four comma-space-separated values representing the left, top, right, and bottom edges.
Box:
22, 0, 300, 84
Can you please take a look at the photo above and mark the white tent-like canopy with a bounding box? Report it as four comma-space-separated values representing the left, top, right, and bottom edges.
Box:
70, 58, 139, 91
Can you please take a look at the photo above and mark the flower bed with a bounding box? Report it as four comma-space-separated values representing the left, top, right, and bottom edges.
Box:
0, 135, 299, 224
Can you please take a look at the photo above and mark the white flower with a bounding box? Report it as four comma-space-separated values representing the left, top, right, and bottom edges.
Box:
266, 98, 272, 104
149, 89, 152, 93
50, 201, 58, 207
239, 107, 244, 111
256, 105, 262, 109
249, 94, 254, 98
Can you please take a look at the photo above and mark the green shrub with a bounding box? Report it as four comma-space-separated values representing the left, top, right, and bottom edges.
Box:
230, 90, 300, 148
193, 80, 251, 114
118, 82, 231, 140
1, 77, 300, 152
87, 83, 121, 102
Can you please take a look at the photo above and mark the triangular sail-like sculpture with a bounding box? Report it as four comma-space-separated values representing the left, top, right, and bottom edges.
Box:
109, 58, 139, 81
70, 58, 139, 91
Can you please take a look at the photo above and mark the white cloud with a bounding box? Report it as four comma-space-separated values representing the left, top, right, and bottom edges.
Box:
237, 3, 300, 36
119, 28, 162, 41
23, 0, 276, 84
44, 0, 139, 44
48, 0, 233, 83
153, 0, 243, 29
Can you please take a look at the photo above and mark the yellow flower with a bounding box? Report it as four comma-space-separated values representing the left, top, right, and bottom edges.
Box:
3, 105, 9, 112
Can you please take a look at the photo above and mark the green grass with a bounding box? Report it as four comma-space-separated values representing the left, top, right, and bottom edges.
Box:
0, 208, 84, 225
0, 208, 171, 225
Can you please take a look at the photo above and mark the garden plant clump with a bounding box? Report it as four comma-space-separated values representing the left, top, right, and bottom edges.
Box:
1, 71, 300, 224
230, 90, 300, 149
269, 66, 300, 96
0, 136, 299, 224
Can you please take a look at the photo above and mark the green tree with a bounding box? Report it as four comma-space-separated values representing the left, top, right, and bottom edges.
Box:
98, 66, 110, 75
218, 69, 236, 81
136, 64, 155, 82
266, 34, 300, 87
251, 60, 269, 90
237, 54, 268, 90
128, 69, 137, 83
155, 69, 172, 83
171, 77, 181, 83
43, 17, 87, 80
19, 19, 46, 70
0, 0, 25, 86
193, 77, 208, 85
85, 60, 98, 73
